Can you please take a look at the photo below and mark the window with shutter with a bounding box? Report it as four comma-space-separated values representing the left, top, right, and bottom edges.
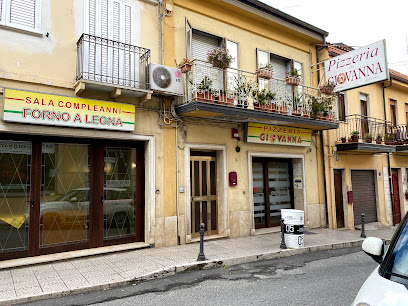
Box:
0, 0, 40, 33
85, 0, 135, 86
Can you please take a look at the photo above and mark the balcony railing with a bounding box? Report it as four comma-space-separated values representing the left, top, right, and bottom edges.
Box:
182, 59, 337, 121
76, 34, 150, 90
336, 114, 408, 145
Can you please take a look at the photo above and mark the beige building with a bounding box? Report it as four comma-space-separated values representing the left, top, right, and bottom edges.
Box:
320, 43, 408, 230
0, 0, 340, 262
165, 0, 338, 245
0, 0, 164, 260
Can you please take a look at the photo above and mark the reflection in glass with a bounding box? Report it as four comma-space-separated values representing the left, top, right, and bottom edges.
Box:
252, 162, 266, 226
0, 141, 31, 252
104, 147, 136, 239
268, 161, 291, 225
40, 143, 89, 247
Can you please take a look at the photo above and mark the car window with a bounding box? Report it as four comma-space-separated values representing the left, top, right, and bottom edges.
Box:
382, 218, 408, 286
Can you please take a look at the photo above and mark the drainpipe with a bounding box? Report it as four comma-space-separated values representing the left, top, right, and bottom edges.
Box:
316, 43, 329, 227
383, 79, 393, 225
158, 0, 164, 65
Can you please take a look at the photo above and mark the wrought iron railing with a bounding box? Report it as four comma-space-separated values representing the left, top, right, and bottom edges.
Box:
182, 59, 337, 120
76, 34, 150, 90
336, 114, 408, 144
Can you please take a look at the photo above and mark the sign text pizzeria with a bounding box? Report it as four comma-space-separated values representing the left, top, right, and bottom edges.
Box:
324, 40, 389, 92
246, 123, 311, 147
3, 89, 135, 131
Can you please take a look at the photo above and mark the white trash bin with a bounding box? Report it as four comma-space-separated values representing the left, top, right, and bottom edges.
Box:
281, 209, 304, 249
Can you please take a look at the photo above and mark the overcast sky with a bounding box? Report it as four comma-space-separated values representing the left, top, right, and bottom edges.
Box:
260, 0, 408, 75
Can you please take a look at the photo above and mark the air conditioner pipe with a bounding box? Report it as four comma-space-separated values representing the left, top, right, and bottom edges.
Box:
383, 79, 393, 225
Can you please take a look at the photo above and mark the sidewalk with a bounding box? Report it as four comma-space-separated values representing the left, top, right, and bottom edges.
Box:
0, 224, 396, 305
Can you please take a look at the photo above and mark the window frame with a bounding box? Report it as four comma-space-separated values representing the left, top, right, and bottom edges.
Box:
0, 0, 42, 34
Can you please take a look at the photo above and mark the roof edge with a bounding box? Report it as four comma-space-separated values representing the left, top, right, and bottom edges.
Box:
233, 0, 329, 38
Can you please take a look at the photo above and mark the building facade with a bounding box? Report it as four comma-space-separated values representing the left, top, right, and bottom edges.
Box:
164, 0, 338, 244
0, 0, 340, 262
0, 0, 163, 260
320, 44, 408, 230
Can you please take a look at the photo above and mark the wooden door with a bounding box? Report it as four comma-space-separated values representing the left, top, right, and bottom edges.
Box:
334, 170, 345, 228
190, 156, 217, 237
391, 169, 401, 225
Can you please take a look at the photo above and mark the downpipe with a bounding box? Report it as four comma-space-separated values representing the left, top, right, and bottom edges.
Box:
383, 79, 393, 225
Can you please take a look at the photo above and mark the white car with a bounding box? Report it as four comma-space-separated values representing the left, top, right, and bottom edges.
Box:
352, 213, 408, 306
40, 187, 135, 229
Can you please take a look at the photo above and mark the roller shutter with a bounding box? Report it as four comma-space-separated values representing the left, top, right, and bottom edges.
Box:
351, 170, 377, 225
192, 32, 219, 62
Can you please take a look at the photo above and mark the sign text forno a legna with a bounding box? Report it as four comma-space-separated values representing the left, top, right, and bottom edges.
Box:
324, 40, 389, 92
3, 89, 136, 131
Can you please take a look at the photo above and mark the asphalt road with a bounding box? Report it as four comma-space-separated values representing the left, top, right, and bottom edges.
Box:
23, 246, 379, 306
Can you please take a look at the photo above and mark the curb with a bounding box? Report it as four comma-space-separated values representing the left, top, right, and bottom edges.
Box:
0, 239, 383, 305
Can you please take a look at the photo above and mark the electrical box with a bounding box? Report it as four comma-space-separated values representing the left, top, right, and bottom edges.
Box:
229, 172, 237, 186
347, 191, 353, 204
232, 128, 239, 139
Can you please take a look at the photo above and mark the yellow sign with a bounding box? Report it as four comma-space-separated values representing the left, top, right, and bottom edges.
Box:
246, 123, 312, 146
3, 89, 135, 131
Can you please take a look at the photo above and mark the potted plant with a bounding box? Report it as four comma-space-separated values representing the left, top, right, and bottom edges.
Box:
309, 96, 323, 119
395, 138, 404, 145
350, 131, 359, 142
384, 134, 394, 145
319, 81, 336, 95
252, 89, 275, 110
364, 133, 373, 143
214, 89, 234, 105
292, 96, 302, 115
348, 137, 353, 143
194, 76, 214, 102
285, 69, 301, 86
178, 57, 193, 73
207, 48, 234, 69
376, 134, 383, 144
340, 136, 347, 144
256, 63, 273, 80
234, 76, 254, 108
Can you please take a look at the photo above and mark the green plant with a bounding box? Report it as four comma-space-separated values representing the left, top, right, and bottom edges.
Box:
309, 95, 325, 118
365, 133, 373, 138
385, 134, 394, 141
252, 88, 275, 105
286, 69, 301, 78
340, 136, 346, 140
207, 48, 234, 69
198, 76, 212, 91
376, 133, 383, 139
234, 76, 254, 97
351, 131, 359, 136
259, 63, 273, 69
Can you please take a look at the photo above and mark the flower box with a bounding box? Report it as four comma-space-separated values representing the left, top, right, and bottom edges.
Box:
319, 87, 334, 95
256, 68, 273, 79
193, 91, 214, 102
285, 76, 301, 86
214, 94, 234, 105
180, 63, 192, 74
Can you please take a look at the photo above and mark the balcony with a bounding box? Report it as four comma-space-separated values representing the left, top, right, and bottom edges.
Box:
75, 34, 152, 98
175, 60, 338, 131
335, 114, 408, 154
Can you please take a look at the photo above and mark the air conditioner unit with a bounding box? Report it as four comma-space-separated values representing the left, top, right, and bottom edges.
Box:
149, 63, 184, 96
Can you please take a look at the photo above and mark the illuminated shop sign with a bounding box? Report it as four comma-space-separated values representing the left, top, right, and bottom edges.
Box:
324, 40, 389, 92
3, 89, 135, 131
246, 123, 312, 147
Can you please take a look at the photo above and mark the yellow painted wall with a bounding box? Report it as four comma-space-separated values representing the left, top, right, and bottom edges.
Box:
319, 46, 408, 229
0, 0, 159, 88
